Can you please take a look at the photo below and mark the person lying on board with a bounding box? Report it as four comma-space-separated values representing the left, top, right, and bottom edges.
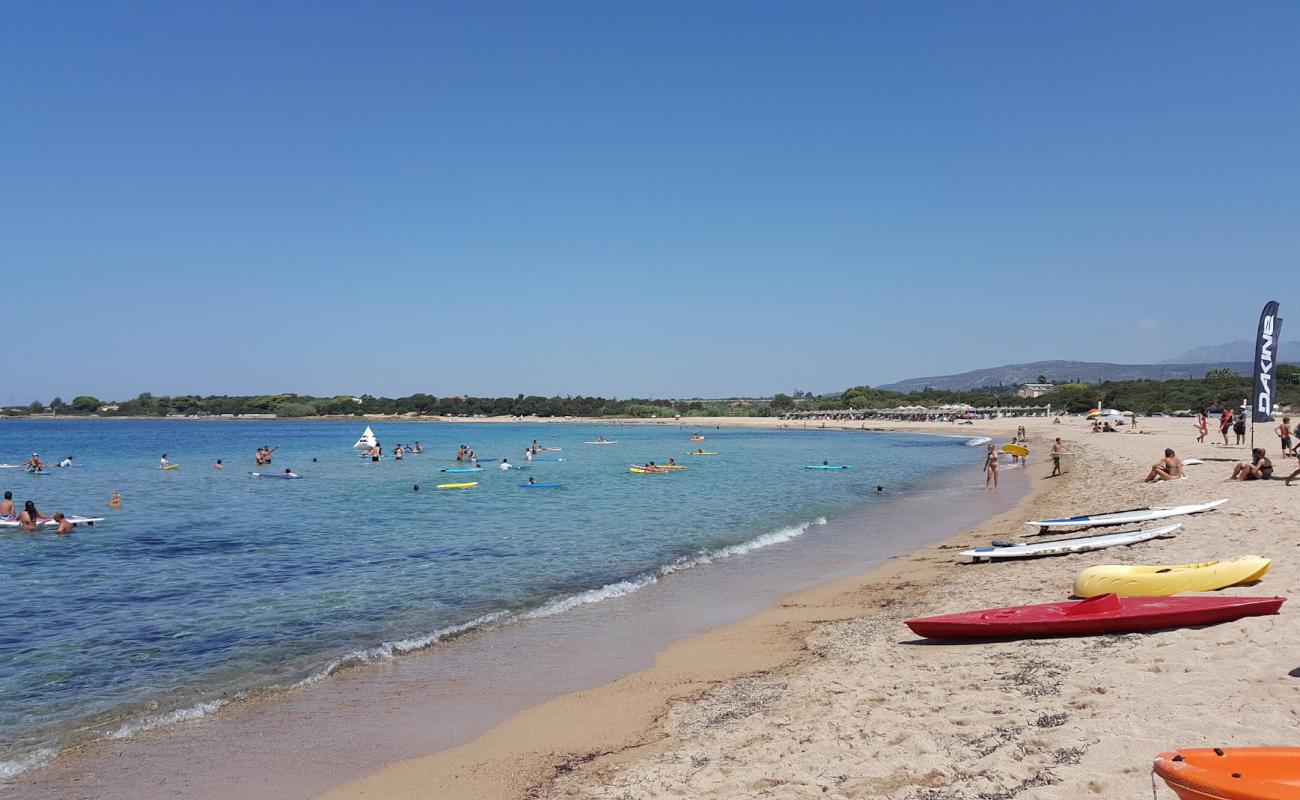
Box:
1142, 449, 1184, 482
1230, 448, 1273, 481
283, 468, 299, 478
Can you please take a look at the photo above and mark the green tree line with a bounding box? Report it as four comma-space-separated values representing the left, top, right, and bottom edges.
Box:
3, 366, 1297, 419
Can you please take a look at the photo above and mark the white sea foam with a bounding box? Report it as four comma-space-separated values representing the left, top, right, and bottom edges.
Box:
522, 575, 659, 619
660, 517, 828, 576
299, 610, 513, 687
105, 699, 225, 740
0, 747, 57, 779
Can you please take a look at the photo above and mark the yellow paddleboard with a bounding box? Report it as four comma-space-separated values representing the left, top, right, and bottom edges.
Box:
1001, 444, 1030, 457
1073, 556, 1271, 598
160, 464, 181, 470
436, 481, 478, 489
659, 465, 687, 470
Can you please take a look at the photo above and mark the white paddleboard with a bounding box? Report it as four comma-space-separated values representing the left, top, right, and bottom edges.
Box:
1026, 499, 1226, 530
962, 523, 1181, 561
1183, 459, 1204, 466
0, 515, 105, 529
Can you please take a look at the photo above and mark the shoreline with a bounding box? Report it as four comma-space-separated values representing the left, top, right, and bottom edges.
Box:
325, 416, 1297, 799
319, 424, 1061, 800
5, 424, 1027, 798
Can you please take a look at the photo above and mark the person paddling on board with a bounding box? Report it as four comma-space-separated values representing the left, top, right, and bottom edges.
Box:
1142, 449, 1184, 482
0, 491, 15, 519
667, 458, 677, 467
527, 476, 536, 485
25, 453, 45, 472
159, 453, 172, 469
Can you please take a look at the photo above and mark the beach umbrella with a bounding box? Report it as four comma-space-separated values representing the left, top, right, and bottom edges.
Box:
1087, 409, 1102, 418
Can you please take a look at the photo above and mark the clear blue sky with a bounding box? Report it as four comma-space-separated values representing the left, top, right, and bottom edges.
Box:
4, 2, 1297, 404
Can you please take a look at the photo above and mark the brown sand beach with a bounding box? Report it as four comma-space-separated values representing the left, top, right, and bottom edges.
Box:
322, 414, 1298, 800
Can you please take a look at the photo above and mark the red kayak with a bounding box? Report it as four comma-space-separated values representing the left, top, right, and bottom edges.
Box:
906, 593, 1284, 640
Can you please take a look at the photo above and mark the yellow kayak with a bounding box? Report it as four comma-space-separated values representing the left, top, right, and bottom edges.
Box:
436, 481, 478, 489
1073, 556, 1271, 598
629, 467, 666, 474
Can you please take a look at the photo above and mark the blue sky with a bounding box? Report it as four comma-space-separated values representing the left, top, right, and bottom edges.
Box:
3, 2, 1297, 403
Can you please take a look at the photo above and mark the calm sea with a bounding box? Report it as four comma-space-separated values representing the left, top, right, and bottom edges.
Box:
0, 419, 984, 777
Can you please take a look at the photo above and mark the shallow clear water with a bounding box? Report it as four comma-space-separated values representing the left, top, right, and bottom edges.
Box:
0, 419, 981, 774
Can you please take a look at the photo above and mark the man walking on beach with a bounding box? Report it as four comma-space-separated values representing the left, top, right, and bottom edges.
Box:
1277, 417, 1294, 457
1220, 408, 1233, 446
1050, 438, 1066, 477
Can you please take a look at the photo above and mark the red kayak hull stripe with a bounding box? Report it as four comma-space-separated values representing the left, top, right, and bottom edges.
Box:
906, 594, 1284, 639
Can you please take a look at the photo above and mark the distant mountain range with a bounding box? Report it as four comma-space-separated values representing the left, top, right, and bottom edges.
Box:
1161, 339, 1300, 364
876, 359, 1293, 394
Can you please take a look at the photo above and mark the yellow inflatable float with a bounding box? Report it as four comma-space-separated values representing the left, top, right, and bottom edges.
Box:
1073, 556, 1271, 598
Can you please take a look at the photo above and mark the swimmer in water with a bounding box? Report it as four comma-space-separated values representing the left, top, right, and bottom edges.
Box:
0, 491, 15, 519
53, 512, 73, 535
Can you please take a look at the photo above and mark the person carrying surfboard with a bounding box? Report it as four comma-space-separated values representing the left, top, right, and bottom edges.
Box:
1142, 449, 1184, 482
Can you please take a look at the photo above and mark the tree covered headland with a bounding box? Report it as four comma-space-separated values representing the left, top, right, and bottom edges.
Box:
4, 365, 1298, 419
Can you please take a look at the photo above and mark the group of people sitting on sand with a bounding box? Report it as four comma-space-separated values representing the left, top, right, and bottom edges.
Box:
0, 491, 75, 533
1143, 446, 1299, 485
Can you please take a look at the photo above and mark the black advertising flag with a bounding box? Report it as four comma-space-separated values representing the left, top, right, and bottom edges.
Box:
1252, 301, 1282, 423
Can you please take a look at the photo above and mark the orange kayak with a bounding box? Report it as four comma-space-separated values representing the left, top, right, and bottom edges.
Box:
1154, 748, 1300, 799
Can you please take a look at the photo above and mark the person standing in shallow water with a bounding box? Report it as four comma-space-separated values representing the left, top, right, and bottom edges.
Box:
984, 444, 999, 489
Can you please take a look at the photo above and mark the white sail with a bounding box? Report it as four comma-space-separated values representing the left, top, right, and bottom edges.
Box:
353, 426, 377, 449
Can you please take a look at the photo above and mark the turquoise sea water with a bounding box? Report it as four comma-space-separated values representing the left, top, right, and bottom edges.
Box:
0, 419, 982, 776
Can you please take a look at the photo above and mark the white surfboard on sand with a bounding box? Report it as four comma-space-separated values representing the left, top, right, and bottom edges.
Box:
962, 524, 1181, 561
1026, 499, 1226, 531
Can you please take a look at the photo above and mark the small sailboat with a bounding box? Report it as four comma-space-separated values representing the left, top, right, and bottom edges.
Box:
353, 425, 378, 449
